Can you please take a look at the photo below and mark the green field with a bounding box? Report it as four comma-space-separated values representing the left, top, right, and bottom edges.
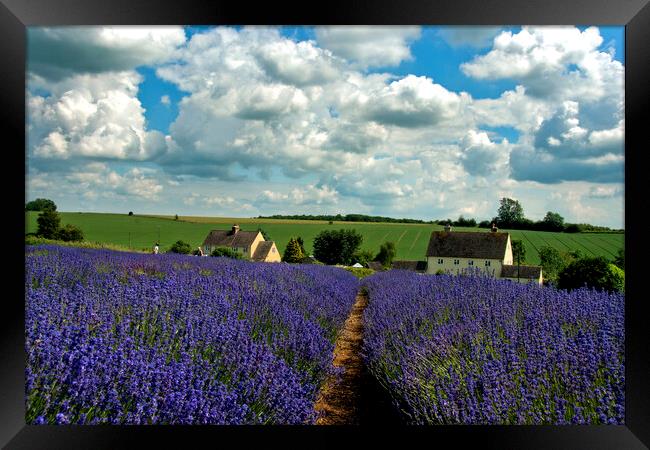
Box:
25, 212, 624, 265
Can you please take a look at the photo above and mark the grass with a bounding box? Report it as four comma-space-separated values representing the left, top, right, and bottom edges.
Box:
25, 212, 624, 264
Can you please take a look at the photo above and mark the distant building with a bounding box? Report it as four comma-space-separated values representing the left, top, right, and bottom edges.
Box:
425, 230, 542, 285
201, 224, 281, 262
390, 260, 428, 273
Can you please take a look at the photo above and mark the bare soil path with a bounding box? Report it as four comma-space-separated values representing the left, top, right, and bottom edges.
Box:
314, 290, 402, 425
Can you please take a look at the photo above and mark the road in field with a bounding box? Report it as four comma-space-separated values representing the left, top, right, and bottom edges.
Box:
26, 212, 623, 264
314, 290, 401, 425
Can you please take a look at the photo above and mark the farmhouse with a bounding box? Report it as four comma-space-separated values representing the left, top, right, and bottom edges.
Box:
201, 225, 281, 262
425, 226, 542, 285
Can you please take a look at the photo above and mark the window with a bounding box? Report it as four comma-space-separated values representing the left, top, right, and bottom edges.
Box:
468, 260, 474, 266
454, 259, 459, 265
438, 258, 443, 264
485, 260, 491, 267
272, 247, 276, 253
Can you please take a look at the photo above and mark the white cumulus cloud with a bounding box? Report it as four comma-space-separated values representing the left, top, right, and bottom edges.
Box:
315, 26, 421, 69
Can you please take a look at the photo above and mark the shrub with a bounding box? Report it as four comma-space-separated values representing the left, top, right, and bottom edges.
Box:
344, 267, 374, 279
613, 249, 624, 270
299, 256, 323, 265
210, 247, 243, 259
168, 240, 192, 254
374, 241, 396, 268
352, 249, 375, 267
558, 256, 625, 293
56, 224, 84, 242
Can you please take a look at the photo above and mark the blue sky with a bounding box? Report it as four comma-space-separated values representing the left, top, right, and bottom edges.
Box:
26, 25, 625, 228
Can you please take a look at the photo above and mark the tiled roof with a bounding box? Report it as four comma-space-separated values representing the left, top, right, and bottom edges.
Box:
251, 241, 274, 261
391, 260, 428, 272
501, 264, 542, 279
202, 229, 260, 248
426, 231, 509, 259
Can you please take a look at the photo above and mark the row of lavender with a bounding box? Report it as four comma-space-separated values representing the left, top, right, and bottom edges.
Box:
25, 245, 359, 424
361, 270, 624, 424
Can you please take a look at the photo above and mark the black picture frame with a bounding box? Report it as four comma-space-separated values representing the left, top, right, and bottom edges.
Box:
3, 0, 649, 448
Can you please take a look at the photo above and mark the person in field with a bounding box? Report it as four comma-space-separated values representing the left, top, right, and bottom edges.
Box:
197, 246, 204, 256
153, 243, 159, 254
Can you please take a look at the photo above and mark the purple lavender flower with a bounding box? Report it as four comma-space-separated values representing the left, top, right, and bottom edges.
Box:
361, 270, 624, 425
25, 245, 358, 424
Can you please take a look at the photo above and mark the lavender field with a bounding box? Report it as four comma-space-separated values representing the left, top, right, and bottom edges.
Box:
25, 245, 625, 426
361, 270, 625, 425
25, 245, 359, 424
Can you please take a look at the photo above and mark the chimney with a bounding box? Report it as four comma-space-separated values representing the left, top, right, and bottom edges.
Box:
444, 224, 452, 232
231, 224, 240, 235
491, 222, 498, 233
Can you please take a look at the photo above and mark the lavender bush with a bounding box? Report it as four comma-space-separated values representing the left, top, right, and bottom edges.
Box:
362, 270, 624, 425
25, 245, 358, 424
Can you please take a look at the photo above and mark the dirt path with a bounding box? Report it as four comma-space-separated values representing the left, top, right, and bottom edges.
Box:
314, 290, 401, 425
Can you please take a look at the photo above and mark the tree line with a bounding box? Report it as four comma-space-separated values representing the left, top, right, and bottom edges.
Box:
257, 213, 433, 224
439, 197, 622, 233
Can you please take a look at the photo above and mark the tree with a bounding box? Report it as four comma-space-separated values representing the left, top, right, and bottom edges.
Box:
352, 249, 375, 267
128, 211, 134, 216
36, 209, 61, 239
282, 237, 304, 263
511, 240, 526, 264
25, 198, 57, 211
542, 211, 565, 232
168, 240, 192, 254
296, 236, 306, 255
174, 214, 179, 220
56, 224, 84, 242
497, 197, 524, 227
538, 246, 567, 284
312, 229, 363, 265
557, 256, 625, 293
374, 241, 397, 268
210, 247, 243, 259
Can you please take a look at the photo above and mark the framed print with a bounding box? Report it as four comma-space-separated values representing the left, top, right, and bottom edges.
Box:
3, 0, 649, 448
